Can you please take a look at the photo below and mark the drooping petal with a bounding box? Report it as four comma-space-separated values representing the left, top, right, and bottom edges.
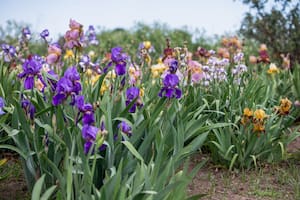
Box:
103, 61, 113, 74
52, 93, 67, 106
24, 76, 35, 89
175, 88, 182, 99
29, 104, 36, 120
158, 88, 166, 98
115, 62, 126, 76
84, 141, 93, 154
75, 95, 85, 111
165, 88, 175, 98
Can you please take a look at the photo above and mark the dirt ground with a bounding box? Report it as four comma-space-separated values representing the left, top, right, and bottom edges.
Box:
188, 137, 300, 200
0, 153, 29, 200
188, 156, 299, 200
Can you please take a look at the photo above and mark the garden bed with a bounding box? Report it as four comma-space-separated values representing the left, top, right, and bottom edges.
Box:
1, 147, 299, 200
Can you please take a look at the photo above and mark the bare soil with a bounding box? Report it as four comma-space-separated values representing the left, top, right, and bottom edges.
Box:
188, 137, 300, 200
188, 156, 299, 200
0, 152, 29, 200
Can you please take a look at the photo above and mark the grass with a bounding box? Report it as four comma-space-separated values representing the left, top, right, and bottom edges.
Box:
188, 153, 300, 200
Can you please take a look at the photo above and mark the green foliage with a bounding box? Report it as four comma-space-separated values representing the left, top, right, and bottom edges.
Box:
239, 0, 300, 64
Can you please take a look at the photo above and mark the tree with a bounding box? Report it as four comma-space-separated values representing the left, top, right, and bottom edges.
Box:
239, 0, 300, 66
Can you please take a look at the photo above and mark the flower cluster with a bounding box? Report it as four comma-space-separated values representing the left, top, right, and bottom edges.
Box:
241, 108, 253, 125
151, 59, 167, 78
275, 98, 292, 115
196, 47, 212, 59
217, 36, 242, 59
221, 36, 242, 51
159, 74, 182, 99
200, 57, 229, 86
84, 25, 99, 46
241, 108, 268, 133
128, 64, 142, 85
21, 98, 36, 121
231, 53, 248, 84
52, 67, 81, 106
79, 54, 96, 72
187, 60, 204, 84
257, 44, 270, 64
138, 41, 154, 65
253, 109, 267, 133
118, 121, 132, 136
105, 46, 128, 76
75, 95, 107, 153
267, 63, 280, 74
64, 19, 83, 49
126, 87, 143, 113
18, 55, 47, 90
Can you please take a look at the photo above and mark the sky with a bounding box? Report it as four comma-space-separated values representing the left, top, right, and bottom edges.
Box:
0, 0, 250, 38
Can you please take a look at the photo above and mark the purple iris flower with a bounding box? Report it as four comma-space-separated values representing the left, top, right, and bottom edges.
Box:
21, 99, 36, 120
126, 87, 139, 100
118, 121, 132, 136
40, 29, 49, 39
64, 66, 81, 82
82, 104, 95, 125
86, 25, 99, 45
52, 77, 73, 105
75, 95, 95, 125
52, 67, 82, 106
1, 44, 16, 62
111, 47, 127, 63
75, 95, 85, 110
82, 124, 98, 141
18, 55, 46, 90
115, 62, 127, 76
22, 27, 31, 40
164, 74, 179, 87
0, 97, 5, 115
107, 46, 128, 76
126, 87, 140, 113
82, 124, 107, 154
79, 55, 95, 71
158, 74, 182, 99
64, 67, 82, 95
169, 59, 178, 73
